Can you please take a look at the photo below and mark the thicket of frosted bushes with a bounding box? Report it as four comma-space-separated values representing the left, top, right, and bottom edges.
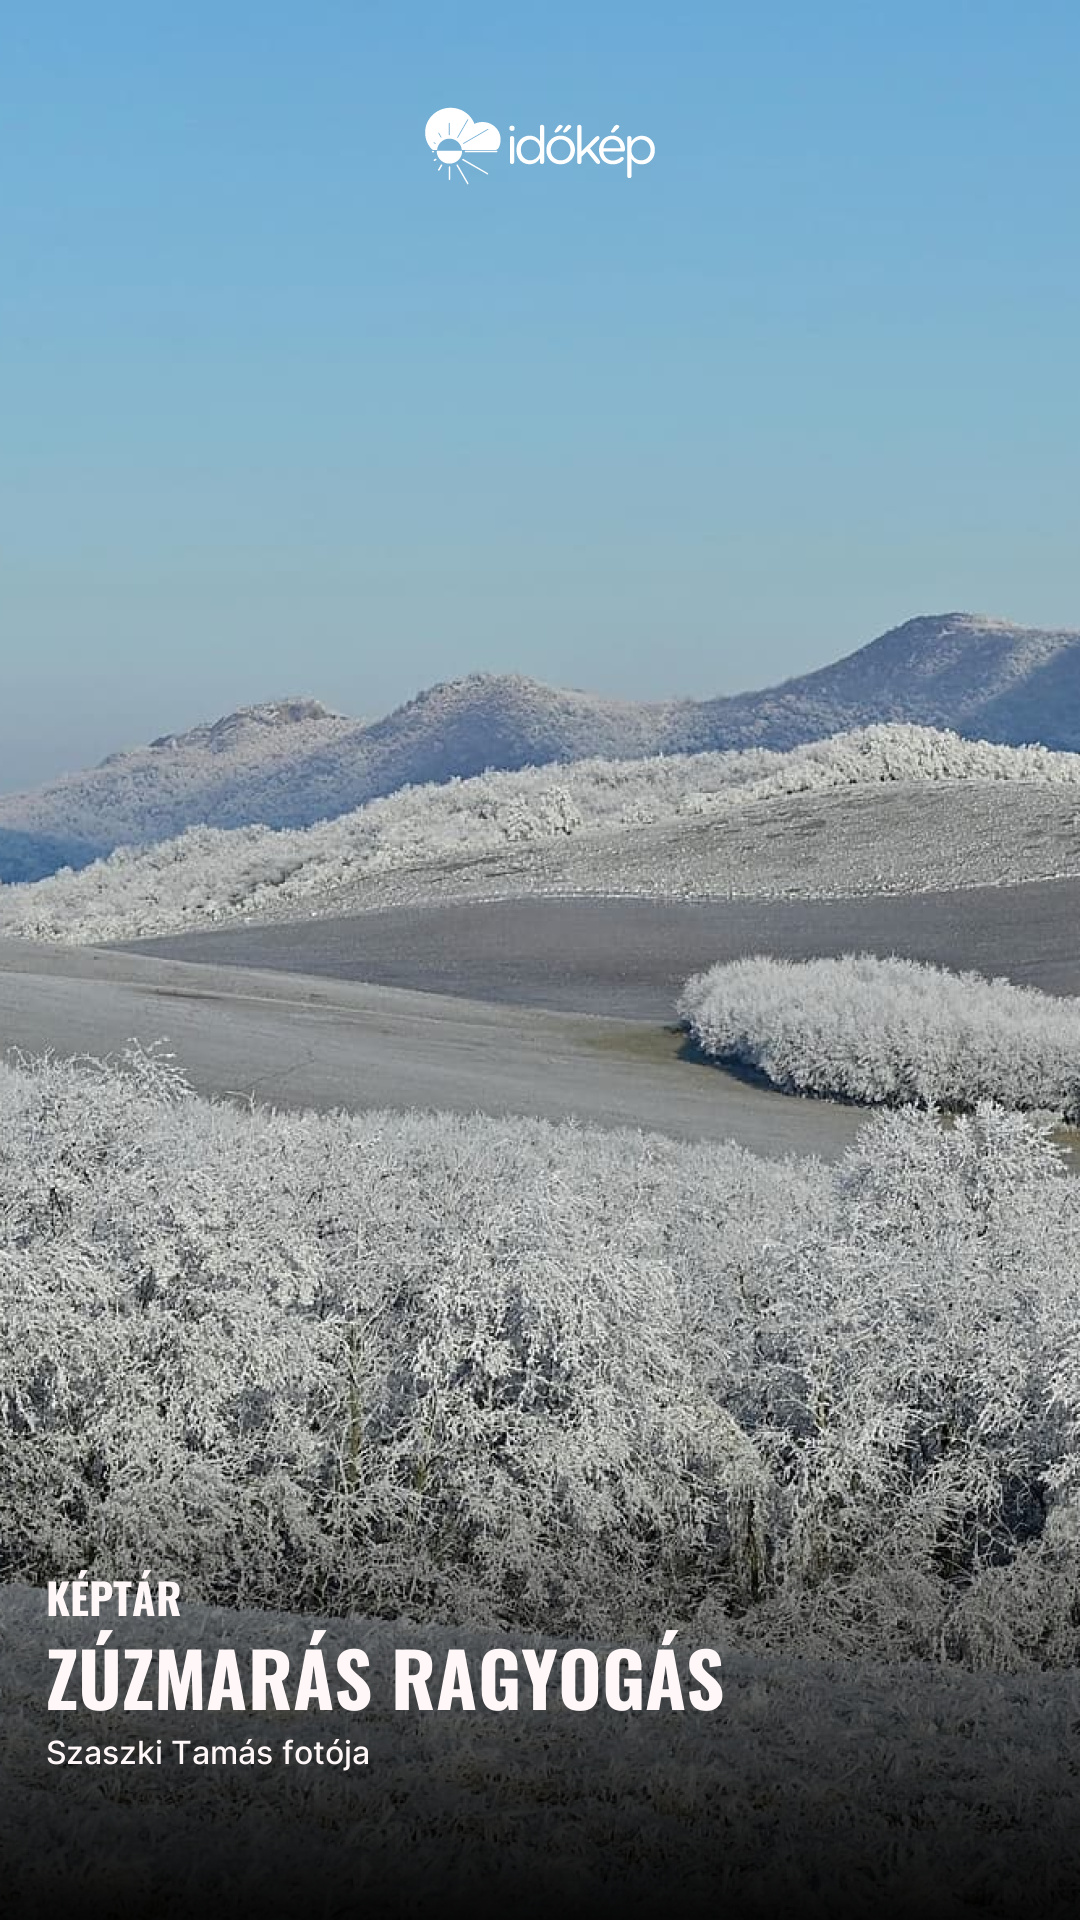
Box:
679, 954, 1080, 1121
4, 723, 1080, 943
2, 1047, 1080, 1666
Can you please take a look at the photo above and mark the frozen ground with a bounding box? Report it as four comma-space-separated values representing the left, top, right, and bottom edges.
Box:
4, 869, 1077, 1156
128, 877, 1080, 1015
293, 781, 1080, 920
554, 780, 1080, 904
0, 939, 868, 1156
3, 1584, 1080, 1919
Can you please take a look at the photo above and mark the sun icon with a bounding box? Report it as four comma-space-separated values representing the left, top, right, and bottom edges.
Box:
425, 108, 501, 183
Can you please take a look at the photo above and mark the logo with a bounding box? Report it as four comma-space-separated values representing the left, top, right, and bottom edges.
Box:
424, 111, 656, 185
425, 108, 501, 184
508, 126, 655, 176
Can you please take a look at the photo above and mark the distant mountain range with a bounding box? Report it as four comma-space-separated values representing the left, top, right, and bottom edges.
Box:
2, 612, 1079, 883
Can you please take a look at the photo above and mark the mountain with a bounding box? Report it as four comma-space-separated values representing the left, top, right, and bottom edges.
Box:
2, 612, 1079, 883
681, 612, 1080, 753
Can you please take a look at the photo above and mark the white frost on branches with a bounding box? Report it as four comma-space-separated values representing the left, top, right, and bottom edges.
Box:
2, 1047, 1079, 1665
679, 953, 1080, 1120
5, 723, 1080, 942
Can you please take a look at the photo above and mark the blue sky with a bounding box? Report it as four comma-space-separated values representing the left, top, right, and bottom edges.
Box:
2, 1, 1079, 788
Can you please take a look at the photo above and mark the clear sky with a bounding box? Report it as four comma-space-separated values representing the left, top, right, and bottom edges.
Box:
2, 1, 1079, 789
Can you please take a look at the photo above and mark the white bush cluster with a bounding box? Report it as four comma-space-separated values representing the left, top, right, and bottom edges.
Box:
2, 1047, 1079, 1665
679, 953, 1080, 1121
4, 723, 1080, 942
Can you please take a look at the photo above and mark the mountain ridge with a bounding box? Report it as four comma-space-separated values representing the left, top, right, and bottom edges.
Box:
2, 611, 1079, 882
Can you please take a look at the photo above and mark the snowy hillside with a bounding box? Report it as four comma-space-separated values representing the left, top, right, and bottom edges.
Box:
685, 610, 1080, 754
5, 724, 1080, 944
0, 698, 361, 880
2, 611, 1079, 882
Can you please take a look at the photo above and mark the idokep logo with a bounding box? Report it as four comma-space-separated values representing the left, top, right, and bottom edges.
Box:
424, 110, 656, 184
425, 108, 501, 183
508, 124, 655, 177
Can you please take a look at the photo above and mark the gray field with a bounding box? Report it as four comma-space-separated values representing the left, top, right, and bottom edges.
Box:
126, 876, 1080, 1018
3, 876, 1075, 1159
0, 939, 869, 1157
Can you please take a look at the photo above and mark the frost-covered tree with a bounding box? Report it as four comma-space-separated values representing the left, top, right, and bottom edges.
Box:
2, 1048, 1079, 1664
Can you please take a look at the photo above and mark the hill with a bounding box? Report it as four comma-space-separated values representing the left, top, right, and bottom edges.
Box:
2, 612, 1078, 881
5, 723, 1080, 944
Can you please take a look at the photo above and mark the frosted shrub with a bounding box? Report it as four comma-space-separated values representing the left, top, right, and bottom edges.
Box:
679, 952, 1080, 1120
1, 1049, 1079, 1664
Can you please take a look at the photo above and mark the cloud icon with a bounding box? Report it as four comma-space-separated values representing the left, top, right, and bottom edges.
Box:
425, 108, 501, 182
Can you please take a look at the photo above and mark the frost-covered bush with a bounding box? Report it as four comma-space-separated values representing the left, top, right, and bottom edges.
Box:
680, 953, 1080, 1120
2, 1049, 1080, 1664
5, 723, 1080, 942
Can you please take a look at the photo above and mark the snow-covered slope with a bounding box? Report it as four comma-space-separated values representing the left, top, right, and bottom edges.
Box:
683, 611, 1080, 753
0, 698, 362, 880
6, 724, 1080, 944
3, 612, 1080, 882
